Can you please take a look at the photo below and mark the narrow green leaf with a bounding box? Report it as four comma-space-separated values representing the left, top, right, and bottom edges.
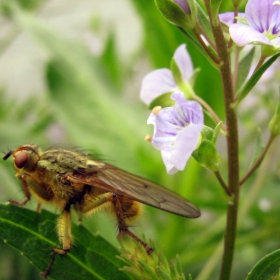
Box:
234, 53, 280, 108
249, 129, 264, 168
246, 249, 280, 280
210, 0, 222, 22
0, 203, 130, 280
236, 47, 255, 91
99, 31, 123, 91
196, 2, 214, 42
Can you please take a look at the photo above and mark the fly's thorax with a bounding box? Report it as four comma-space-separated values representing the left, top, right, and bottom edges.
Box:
74, 159, 105, 173
40, 149, 104, 174
13, 144, 41, 174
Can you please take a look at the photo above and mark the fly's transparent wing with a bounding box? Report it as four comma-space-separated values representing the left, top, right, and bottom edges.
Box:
68, 164, 200, 218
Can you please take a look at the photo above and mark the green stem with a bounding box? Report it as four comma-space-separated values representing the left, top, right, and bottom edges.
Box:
205, 1, 240, 279
193, 27, 220, 64
214, 171, 231, 196
193, 94, 227, 133
239, 134, 275, 186
253, 55, 267, 73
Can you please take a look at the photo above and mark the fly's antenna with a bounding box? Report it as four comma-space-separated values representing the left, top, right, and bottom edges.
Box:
3, 150, 13, 160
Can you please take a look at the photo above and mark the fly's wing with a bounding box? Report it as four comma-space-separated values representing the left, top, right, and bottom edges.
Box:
68, 164, 200, 218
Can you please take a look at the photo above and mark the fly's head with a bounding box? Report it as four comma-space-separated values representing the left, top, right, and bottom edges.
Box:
3, 144, 41, 176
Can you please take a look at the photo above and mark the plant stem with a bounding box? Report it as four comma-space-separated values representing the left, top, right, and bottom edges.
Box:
205, 1, 240, 279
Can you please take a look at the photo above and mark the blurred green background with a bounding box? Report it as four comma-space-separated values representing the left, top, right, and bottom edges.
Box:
1, 0, 280, 279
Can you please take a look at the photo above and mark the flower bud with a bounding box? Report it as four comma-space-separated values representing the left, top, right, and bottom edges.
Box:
154, 0, 197, 30
192, 139, 221, 172
192, 125, 222, 171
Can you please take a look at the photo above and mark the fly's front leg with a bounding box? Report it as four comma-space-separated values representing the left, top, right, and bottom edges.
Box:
56, 206, 72, 254
111, 193, 154, 255
41, 205, 72, 278
9, 174, 31, 206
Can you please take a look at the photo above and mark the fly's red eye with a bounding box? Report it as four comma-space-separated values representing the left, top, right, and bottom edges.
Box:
14, 152, 29, 168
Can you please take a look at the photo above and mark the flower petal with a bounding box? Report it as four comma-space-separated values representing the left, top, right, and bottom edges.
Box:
229, 23, 273, 46
140, 69, 176, 105
270, 3, 280, 34
173, 44, 193, 81
219, 12, 245, 26
245, 0, 277, 32
148, 92, 203, 174
163, 124, 203, 174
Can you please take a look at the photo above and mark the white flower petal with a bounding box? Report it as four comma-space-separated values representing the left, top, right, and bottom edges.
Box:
140, 69, 176, 105
173, 44, 193, 81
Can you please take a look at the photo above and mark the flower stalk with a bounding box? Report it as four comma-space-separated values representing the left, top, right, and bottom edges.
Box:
205, 1, 240, 279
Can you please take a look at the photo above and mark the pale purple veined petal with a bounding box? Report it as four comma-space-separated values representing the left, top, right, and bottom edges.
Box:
140, 69, 176, 105
173, 44, 193, 81
162, 124, 203, 174
229, 23, 273, 46
219, 12, 245, 26
270, 3, 280, 34
140, 44, 195, 106
245, 0, 277, 32
148, 92, 204, 174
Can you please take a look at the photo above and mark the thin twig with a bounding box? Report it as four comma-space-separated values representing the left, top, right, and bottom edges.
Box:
193, 94, 227, 134
193, 28, 220, 65
239, 134, 275, 186
214, 171, 231, 196
195, 21, 216, 51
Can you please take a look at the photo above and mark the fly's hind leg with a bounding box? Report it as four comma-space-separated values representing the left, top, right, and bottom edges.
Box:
111, 193, 154, 255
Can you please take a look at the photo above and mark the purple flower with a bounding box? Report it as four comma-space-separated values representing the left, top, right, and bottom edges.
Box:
220, 0, 280, 48
147, 92, 204, 174
140, 44, 194, 105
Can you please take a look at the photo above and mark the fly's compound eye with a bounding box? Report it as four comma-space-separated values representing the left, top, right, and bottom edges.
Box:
14, 151, 29, 168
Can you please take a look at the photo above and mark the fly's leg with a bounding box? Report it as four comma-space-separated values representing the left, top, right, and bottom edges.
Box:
40, 252, 57, 279
41, 205, 72, 278
8, 174, 31, 206
111, 193, 154, 255
36, 203, 42, 212
9, 174, 42, 211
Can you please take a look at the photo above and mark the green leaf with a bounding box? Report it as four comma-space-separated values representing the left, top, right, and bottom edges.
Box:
246, 249, 280, 280
0, 203, 130, 280
249, 129, 264, 168
233, 53, 280, 108
269, 90, 280, 136
210, 0, 222, 24
236, 47, 255, 91
99, 31, 123, 91
196, 2, 213, 43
